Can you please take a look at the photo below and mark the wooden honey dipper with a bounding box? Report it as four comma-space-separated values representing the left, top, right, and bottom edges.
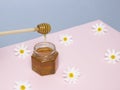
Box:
36, 23, 51, 41
0, 23, 51, 36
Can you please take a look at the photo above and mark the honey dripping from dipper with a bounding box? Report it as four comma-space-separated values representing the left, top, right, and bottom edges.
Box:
32, 23, 58, 76
36, 23, 51, 41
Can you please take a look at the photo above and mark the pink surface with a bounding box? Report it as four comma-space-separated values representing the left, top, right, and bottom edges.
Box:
0, 20, 120, 90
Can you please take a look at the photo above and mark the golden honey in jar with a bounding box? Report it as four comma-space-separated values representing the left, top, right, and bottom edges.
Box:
31, 42, 58, 76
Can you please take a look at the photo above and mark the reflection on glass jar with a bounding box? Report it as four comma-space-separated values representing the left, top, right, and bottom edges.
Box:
31, 42, 58, 76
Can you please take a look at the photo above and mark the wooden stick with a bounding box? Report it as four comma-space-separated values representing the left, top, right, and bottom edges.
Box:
0, 28, 37, 36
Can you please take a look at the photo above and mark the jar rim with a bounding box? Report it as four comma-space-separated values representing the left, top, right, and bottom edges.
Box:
33, 42, 56, 57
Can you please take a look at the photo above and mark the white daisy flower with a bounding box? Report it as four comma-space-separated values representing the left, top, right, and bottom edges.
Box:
63, 67, 80, 84
14, 81, 31, 90
14, 44, 30, 58
59, 34, 73, 46
105, 49, 120, 64
92, 23, 107, 35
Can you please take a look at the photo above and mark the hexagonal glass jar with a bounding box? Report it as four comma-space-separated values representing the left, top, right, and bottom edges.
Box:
31, 42, 58, 76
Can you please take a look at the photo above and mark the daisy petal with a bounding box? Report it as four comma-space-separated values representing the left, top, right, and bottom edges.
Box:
63, 67, 80, 84
14, 81, 31, 90
92, 23, 107, 35
59, 34, 73, 46
14, 44, 30, 59
104, 49, 120, 64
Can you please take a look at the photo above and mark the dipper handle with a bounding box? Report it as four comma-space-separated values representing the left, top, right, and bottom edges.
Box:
0, 23, 51, 36
0, 28, 36, 36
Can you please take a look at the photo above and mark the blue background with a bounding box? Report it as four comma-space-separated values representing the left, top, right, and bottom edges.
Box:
0, 0, 120, 47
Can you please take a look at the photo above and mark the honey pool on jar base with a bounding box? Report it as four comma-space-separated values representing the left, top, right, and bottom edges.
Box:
31, 42, 58, 76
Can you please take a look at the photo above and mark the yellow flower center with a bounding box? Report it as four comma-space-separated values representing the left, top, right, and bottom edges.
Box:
97, 27, 102, 32
20, 85, 26, 90
69, 73, 74, 78
111, 55, 116, 60
20, 49, 24, 54
63, 37, 68, 41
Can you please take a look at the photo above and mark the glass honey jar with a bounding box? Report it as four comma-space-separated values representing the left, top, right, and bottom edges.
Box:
31, 42, 58, 76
